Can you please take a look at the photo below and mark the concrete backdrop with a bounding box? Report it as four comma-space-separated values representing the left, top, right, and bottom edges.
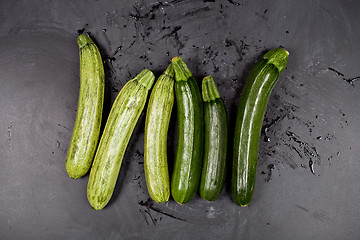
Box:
0, 0, 359, 239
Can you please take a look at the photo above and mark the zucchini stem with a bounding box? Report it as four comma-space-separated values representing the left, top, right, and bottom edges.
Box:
163, 63, 175, 78
172, 57, 192, 82
136, 69, 156, 90
202, 76, 220, 102
263, 48, 289, 73
77, 34, 92, 48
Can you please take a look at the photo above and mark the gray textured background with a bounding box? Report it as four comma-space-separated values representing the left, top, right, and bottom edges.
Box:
1, 0, 360, 239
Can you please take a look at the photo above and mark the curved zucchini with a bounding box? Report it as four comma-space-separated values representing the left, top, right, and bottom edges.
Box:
87, 69, 155, 210
66, 34, 104, 179
232, 48, 289, 206
144, 64, 175, 203
199, 76, 228, 201
171, 57, 204, 204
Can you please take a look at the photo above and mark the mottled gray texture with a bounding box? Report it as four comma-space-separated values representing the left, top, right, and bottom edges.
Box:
0, 0, 359, 239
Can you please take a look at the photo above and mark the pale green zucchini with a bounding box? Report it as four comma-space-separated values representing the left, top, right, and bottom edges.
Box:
87, 69, 155, 210
66, 34, 104, 179
144, 64, 175, 203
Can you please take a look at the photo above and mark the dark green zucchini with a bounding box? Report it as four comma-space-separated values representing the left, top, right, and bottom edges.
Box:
171, 57, 204, 204
232, 48, 289, 206
144, 64, 175, 203
199, 76, 228, 201
66, 34, 104, 179
87, 69, 155, 210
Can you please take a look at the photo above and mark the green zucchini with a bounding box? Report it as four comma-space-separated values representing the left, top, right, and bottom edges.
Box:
144, 64, 175, 203
171, 57, 204, 204
87, 69, 155, 210
232, 48, 289, 206
66, 34, 104, 179
199, 76, 228, 201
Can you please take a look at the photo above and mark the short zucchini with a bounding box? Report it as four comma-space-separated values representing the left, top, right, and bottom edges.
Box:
144, 64, 175, 203
87, 69, 155, 210
232, 48, 289, 206
66, 34, 104, 179
171, 57, 204, 204
199, 76, 228, 201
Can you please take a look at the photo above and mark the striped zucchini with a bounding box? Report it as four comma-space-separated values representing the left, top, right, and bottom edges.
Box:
87, 69, 155, 210
232, 48, 289, 206
66, 34, 104, 179
171, 57, 204, 204
144, 64, 175, 203
199, 76, 228, 201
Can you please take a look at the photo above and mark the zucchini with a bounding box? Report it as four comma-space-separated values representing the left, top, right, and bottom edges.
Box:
144, 64, 175, 203
171, 57, 204, 204
232, 48, 289, 206
87, 69, 155, 210
66, 34, 104, 179
199, 76, 228, 201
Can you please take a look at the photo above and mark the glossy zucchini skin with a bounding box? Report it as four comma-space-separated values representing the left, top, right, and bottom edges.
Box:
232, 48, 289, 206
87, 69, 155, 210
199, 76, 228, 201
171, 57, 204, 204
144, 64, 175, 203
66, 34, 104, 179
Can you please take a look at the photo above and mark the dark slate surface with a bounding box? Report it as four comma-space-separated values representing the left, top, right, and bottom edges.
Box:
1, 0, 359, 239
